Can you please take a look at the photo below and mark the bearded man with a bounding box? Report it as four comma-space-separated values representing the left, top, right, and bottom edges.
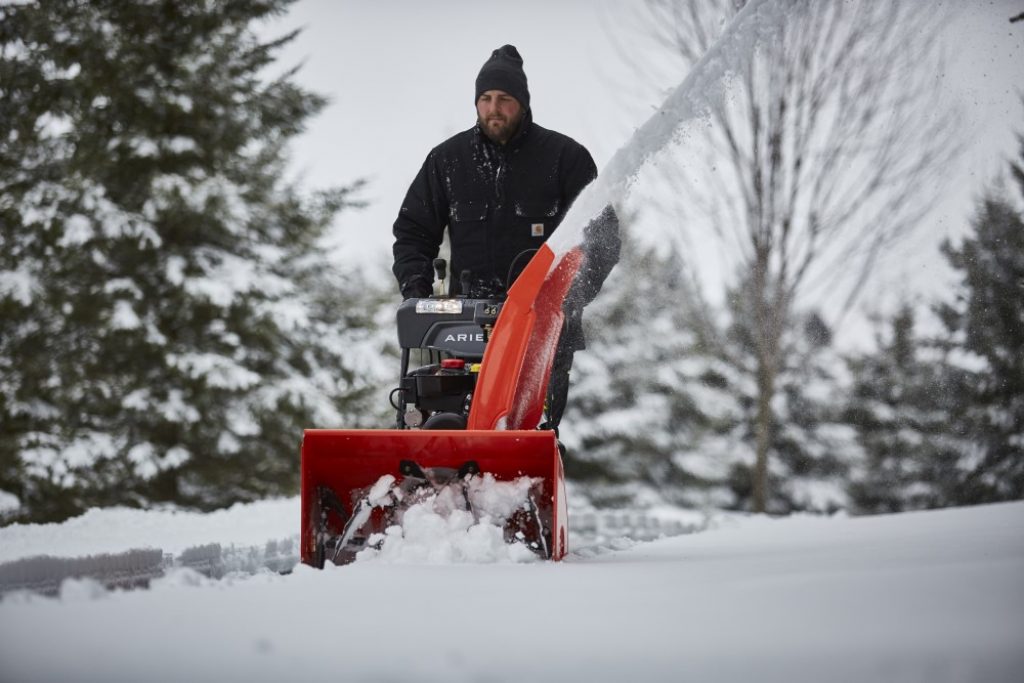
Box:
392, 44, 619, 430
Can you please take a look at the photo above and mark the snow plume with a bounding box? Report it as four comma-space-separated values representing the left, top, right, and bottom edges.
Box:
356, 474, 541, 564
549, 0, 774, 258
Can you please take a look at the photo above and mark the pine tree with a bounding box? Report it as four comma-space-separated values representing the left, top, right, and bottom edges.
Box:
933, 133, 1024, 503
720, 280, 854, 514
564, 233, 854, 513
562, 233, 740, 509
844, 306, 970, 513
0, 0, 388, 522
845, 128, 1024, 511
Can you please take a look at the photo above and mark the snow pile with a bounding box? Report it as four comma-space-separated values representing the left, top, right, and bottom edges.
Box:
356, 473, 541, 564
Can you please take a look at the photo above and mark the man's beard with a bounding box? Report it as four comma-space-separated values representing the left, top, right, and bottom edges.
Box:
478, 111, 523, 144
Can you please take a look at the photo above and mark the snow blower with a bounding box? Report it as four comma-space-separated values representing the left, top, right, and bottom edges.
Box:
300, 243, 582, 567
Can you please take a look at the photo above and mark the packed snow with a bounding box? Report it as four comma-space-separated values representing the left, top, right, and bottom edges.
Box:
351, 473, 544, 564
1, 499, 1022, 682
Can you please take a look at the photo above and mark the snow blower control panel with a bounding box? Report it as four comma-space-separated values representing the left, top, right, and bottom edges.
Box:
396, 297, 502, 359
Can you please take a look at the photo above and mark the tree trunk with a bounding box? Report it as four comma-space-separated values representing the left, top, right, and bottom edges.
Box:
753, 353, 776, 513
750, 241, 780, 514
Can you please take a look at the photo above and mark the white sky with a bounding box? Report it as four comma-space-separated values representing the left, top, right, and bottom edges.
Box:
262, 0, 1022, 344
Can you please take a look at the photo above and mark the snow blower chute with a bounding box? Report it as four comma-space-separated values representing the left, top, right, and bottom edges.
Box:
300, 243, 582, 567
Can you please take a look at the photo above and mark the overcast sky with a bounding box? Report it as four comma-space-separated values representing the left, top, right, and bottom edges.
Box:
261, 0, 1022, 338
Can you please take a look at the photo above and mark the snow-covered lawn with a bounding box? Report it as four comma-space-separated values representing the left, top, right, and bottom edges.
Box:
2, 500, 1021, 682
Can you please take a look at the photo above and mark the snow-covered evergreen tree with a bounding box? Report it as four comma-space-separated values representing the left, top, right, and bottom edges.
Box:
564, 232, 854, 513
932, 133, 1024, 504
0, 0, 390, 522
720, 281, 855, 513
562, 233, 743, 509
845, 128, 1024, 511
844, 306, 970, 513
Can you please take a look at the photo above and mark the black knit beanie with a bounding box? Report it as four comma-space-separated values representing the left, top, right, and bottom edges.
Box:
475, 44, 530, 110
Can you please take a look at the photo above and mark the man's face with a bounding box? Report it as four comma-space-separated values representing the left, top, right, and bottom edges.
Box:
476, 90, 524, 144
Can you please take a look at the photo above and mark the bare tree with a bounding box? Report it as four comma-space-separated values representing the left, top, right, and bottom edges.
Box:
622, 0, 959, 512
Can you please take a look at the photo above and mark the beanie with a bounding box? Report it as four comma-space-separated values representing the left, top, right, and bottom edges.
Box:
475, 44, 530, 110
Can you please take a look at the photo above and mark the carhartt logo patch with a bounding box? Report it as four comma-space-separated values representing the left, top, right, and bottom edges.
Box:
531, 223, 544, 237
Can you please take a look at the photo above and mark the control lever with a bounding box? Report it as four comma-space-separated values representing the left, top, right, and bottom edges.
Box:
460, 269, 472, 298
432, 258, 447, 296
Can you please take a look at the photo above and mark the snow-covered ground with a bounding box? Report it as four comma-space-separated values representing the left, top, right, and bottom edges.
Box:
1, 500, 1022, 683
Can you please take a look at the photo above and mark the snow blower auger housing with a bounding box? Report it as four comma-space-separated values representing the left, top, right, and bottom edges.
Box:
301, 244, 582, 567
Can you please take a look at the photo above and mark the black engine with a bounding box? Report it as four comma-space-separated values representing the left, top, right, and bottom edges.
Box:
391, 287, 504, 430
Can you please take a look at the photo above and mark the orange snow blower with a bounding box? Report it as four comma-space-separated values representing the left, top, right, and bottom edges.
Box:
300, 243, 582, 567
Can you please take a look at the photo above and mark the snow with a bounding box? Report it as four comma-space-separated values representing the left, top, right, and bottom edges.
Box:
0, 491, 19, 516
357, 500, 536, 565
327, 473, 545, 565
1, 499, 1022, 682
20, 431, 121, 483
0, 499, 298, 564
110, 299, 141, 329
152, 388, 201, 423
34, 111, 74, 138
58, 213, 95, 246
0, 267, 36, 306
183, 253, 262, 307
166, 135, 197, 153
126, 442, 158, 478
167, 352, 262, 391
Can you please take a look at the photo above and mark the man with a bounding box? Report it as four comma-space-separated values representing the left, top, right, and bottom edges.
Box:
392, 44, 619, 429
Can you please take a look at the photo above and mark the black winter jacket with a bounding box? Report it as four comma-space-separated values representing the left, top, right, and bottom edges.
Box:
393, 112, 612, 298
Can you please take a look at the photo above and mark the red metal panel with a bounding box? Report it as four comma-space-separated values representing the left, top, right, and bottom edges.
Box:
300, 429, 566, 565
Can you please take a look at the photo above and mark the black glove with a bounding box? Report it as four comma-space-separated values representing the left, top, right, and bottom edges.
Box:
401, 276, 432, 300
572, 204, 621, 307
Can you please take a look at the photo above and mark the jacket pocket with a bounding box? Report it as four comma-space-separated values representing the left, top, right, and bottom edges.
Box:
514, 198, 560, 240
514, 199, 560, 219
450, 200, 489, 223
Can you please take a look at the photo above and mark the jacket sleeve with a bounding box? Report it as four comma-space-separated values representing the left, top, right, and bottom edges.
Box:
561, 142, 598, 206
392, 151, 449, 298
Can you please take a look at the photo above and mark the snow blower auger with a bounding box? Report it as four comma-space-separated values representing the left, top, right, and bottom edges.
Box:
300, 243, 583, 567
